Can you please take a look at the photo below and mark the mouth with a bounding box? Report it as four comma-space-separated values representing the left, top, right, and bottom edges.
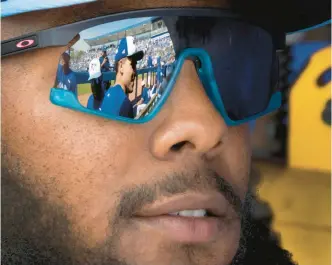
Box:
133, 193, 238, 243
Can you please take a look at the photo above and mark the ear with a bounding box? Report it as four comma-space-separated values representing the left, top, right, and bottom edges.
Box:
119, 59, 124, 75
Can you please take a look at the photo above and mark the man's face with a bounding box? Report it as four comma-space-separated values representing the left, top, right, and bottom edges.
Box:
60, 53, 70, 66
1, 1, 251, 265
120, 57, 136, 93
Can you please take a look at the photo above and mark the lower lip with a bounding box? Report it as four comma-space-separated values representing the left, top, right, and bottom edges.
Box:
133, 215, 228, 243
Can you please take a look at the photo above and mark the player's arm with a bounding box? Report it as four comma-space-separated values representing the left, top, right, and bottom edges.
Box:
134, 98, 144, 107
72, 75, 78, 97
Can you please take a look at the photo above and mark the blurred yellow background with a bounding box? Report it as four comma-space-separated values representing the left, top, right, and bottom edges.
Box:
251, 24, 331, 265
289, 46, 331, 172
256, 162, 331, 265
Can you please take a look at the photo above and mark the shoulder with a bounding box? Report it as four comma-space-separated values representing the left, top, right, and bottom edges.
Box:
68, 70, 77, 80
105, 85, 122, 98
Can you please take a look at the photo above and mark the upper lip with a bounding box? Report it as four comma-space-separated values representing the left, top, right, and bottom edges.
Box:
134, 193, 231, 218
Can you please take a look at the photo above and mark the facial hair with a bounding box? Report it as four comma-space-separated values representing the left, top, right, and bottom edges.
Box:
2, 155, 251, 265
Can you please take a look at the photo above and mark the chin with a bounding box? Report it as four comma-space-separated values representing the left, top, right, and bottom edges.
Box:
111, 218, 241, 265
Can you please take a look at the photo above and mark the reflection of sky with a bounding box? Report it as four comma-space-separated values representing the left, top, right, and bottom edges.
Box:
81, 17, 154, 39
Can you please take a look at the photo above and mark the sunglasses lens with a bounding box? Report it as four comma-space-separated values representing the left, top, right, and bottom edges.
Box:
211, 22, 277, 121
54, 17, 175, 120
53, 16, 277, 122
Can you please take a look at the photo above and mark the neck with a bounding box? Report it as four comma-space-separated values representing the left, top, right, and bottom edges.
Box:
62, 65, 70, 75
115, 75, 132, 95
114, 80, 127, 95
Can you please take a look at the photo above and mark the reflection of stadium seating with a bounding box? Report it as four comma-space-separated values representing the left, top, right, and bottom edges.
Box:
70, 34, 175, 72
136, 36, 175, 69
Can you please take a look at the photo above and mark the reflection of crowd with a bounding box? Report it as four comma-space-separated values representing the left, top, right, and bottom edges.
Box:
70, 34, 175, 72
70, 50, 115, 72
137, 36, 175, 69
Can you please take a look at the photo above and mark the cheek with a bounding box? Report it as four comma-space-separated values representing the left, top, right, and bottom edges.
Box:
2, 74, 143, 245
209, 124, 251, 199
126, 65, 133, 76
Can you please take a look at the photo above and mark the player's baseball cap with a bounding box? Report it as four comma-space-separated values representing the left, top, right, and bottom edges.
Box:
88, 58, 101, 81
115, 37, 144, 62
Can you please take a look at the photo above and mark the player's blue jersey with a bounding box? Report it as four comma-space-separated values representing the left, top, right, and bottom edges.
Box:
100, 84, 134, 118
87, 95, 102, 110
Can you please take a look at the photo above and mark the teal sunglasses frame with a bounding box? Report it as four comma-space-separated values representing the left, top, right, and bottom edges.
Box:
50, 48, 281, 126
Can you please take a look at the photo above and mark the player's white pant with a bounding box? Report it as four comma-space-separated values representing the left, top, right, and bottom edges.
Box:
136, 104, 147, 116
147, 73, 151, 87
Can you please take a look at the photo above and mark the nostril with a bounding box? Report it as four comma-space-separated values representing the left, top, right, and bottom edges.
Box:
170, 141, 188, 152
212, 140, 222, 150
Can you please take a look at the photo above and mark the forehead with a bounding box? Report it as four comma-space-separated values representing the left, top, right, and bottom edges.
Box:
124, 58, 136, 66
1, 0, 229, 40
62, 53, 70, 59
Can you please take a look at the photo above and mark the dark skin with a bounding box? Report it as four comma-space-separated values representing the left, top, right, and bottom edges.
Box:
101, 51, 109, 69
60, 53, 71, 75
1, 0, 296, 265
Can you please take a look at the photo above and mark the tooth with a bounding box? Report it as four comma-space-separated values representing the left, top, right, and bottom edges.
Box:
178, 209, 207, 217
178, 210, 193, 217
193, 209, 207, 217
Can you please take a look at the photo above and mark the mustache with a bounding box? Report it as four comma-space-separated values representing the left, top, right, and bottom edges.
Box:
114, 170, 243, 220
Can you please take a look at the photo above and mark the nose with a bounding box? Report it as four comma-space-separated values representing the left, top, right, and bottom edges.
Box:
150, 60, 228, 159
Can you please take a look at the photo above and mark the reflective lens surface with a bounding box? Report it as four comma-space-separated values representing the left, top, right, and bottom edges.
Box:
54, 16, 277, 122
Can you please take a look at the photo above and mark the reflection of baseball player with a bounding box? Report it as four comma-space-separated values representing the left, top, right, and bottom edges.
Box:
99, 47, 111, 91
99, 37, 144, 118
55, 51, 77, 96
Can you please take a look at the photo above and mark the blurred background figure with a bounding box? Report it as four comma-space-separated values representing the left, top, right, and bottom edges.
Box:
99, 47, 111, 91
55, 51, 78, 96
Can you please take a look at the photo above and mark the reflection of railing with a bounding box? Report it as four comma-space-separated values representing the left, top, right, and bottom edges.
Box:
135, 93, 159, 119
